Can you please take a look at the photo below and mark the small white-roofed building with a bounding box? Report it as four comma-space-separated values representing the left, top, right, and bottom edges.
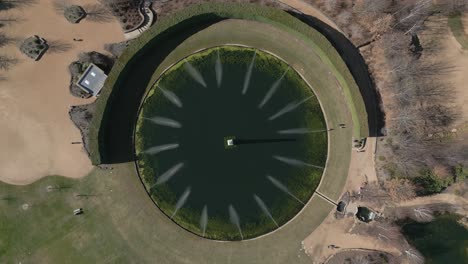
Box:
76, 63, 107, 97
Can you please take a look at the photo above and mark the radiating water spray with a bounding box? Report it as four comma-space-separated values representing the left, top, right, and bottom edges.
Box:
152, 162, 185, 186
253, 194, 278, 227
277, 128, 328, 135
143, 143, 179, 155
242, 51, 256, 95
215, 50, 222, 87
273, 155, 324, 169
171, 186, 191, 219
144, 116, 182, 128
269, 96, 313, 120
158, 85, 183, 108
266, 175, 304, 204
200, 205, 208, 237
228, 205, 243, 240
258, 67, 289, 108
184, 60, 207, 87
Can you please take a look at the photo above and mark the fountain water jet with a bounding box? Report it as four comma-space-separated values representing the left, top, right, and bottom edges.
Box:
144, 116, 182, 128
253, 194, 278, 227
143, 143, 179, 155
215, 50, 222, 87
269, 96, 314, 120
152, 162, 185, 186
277, 128, 328, 135
274, 155, 324, 169
158, 85, 183, 108
171, 186, 191, 219
267, 175, 304, 204
242, 51, 256, 95
228, 205, 243, 240
258, 67, 289, 108
184, 60, 207, 88
200, 205, 208, 237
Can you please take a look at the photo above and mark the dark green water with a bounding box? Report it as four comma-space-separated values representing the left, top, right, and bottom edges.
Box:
135, 47, 327, 240
402, 214, 468, 263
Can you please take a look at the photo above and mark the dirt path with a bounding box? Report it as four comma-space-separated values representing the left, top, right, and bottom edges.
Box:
397, 193, 468, 216
442, 16, 468, 127
0, 0, 124, 185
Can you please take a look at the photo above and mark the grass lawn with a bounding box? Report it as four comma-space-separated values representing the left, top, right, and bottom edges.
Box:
0, 164, 333, 263
448, 14, 468, 50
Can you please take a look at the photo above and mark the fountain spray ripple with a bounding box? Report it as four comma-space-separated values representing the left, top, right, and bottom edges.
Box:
267, 175, 304, 204
144, 116, 182, 128
158, 85, 183, 108
242, 51, 256, 95
171, 186, 191, 219
153, 162, 185, 186
258, 67, 289, 108
228, 205, 243, 240
184, 60, 207, 88
274, 155, 324, 169
253, 194, 278, 227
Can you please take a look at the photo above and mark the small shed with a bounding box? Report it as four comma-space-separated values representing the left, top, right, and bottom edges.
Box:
356, 207, 375, 223
76, 63, 107, 97
336, 201, 347, 213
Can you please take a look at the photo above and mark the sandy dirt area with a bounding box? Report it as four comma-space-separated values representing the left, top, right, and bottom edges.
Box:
0, 0, 124, 185
445, 15, 468, 126
303, 216, 401, 264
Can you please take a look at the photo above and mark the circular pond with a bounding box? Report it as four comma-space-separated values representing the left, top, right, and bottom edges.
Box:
135, 46, 327, 240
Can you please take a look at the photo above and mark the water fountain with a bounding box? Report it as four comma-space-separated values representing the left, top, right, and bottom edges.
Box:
274, 155, 324, 169
258, 67, 289, 108
144, 116, 182, 128
269, 96, 313, 120
143, 143, 179, 155
159, 85, 183, 108
152, 162, 185, 186
266, 175, 304, 204
215, 50, 222, 87
171, 186, 191, 219
228, 205, 243, 240
200, 205, 208, 237
253, 194, 278, 227
242, 51, 256, 95
184, 60, 207, 87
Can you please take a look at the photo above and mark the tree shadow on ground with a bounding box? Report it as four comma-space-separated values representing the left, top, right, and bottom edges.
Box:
98, 14, 224, 164
288, 11, 385, 137
83, 3, 114, 23
0, 0, 37, 11
47, 40, 73, 53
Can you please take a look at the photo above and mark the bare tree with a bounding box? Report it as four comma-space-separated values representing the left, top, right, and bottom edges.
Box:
354, 0, 392, 16
383, 178, 416, 202
0, 55, 18, 70
83, 3, 113, 23
0, 33, 14, 47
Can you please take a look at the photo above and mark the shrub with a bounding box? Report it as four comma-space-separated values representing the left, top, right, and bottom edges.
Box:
454, 164, 468, 182
414, 170, 453, 195
64, 5, 86, 24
